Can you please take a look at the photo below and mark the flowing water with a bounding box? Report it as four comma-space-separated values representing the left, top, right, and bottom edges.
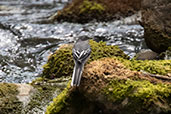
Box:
0, 0, 148, 83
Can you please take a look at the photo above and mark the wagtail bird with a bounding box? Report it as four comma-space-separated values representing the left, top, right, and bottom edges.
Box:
71, 36, 91, 86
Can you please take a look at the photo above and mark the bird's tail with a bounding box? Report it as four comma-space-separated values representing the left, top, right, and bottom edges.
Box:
71, 63, 84, 86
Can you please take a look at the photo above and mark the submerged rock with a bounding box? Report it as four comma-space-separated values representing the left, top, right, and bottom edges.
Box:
46, 58, 171, 114
141, 0, 171, 53
49, 0, 141, 23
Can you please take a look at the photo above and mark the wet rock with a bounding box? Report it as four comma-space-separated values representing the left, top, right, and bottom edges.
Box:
49, 0, 141, 23
141, 0, 171, 53
46, 58, 171, 114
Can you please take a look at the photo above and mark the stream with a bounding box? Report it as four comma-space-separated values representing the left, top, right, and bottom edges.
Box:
0, 0, 148, 83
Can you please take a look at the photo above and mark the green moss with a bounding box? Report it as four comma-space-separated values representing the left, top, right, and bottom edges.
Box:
46, 77, 171, 114
108, 57, 170, 75
123, 59, 171, 75
46, 81, 101, 114
89, 40, 129, 61
0, 83, 22, 114
42, 40, 129, 78
42, 45, 73, 78
105, 79, 170, 101
46, 82, 71, 114
79, 0, 105, 14
104, 79, 171, 113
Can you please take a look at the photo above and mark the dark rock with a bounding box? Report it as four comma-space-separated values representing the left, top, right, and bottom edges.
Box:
141, 0, 171, 53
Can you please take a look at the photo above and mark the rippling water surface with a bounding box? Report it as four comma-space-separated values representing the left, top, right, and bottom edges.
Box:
0, 0, 147, 83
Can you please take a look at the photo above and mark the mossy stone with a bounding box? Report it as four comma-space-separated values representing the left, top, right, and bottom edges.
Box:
49, 0, 141, 23
104, 79, 171, 114
45, 58, 171, 114
42, 40, 129, 78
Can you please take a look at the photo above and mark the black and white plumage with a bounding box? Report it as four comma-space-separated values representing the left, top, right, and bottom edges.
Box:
71, 36, 91, 86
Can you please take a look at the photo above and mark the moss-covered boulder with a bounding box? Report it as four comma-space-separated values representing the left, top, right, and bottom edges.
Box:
49, 0, 141, 23
42, 40, 129, 78
46, 58, 171, 114
141, 0, 171, 53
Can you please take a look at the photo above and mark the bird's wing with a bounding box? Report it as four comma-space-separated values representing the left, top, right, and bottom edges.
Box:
73, 48, 91, 62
